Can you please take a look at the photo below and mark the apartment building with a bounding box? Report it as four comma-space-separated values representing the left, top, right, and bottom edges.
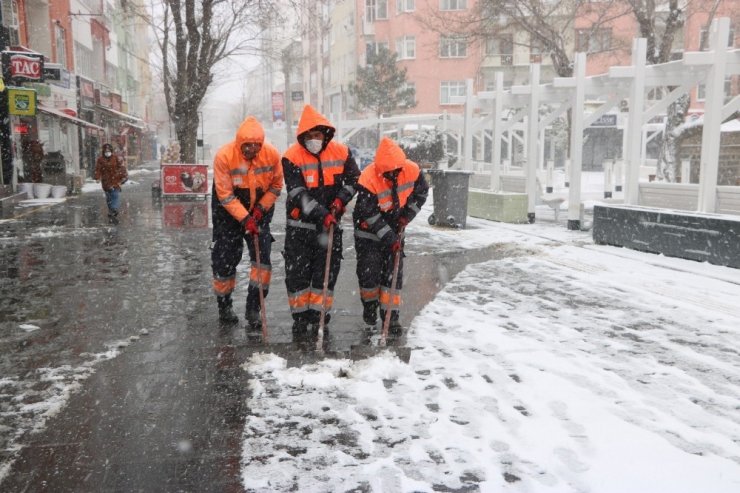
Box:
0, 0, 153, 189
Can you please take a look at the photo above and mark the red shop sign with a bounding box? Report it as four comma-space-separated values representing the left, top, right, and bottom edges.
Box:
5, 53, 44, 81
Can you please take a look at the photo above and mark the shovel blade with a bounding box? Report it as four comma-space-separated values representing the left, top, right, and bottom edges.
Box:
349, 345, 411, 364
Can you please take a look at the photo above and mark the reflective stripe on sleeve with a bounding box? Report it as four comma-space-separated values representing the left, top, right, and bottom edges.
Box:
288, 186, 306, 199
287, 219, 317, 230
354, 230, 379, 241
366, 213, 381, 225
303, 199, 318, 215
376, 224, 392, 239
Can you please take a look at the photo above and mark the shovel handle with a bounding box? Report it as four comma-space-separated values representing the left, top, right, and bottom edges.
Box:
380, 227, 405, 346
317, 223, 334, 351
253, 232, 268, 343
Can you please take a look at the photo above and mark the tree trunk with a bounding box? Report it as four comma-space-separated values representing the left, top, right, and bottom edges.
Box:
657, 93, 689, 182
176, 112, 200, 163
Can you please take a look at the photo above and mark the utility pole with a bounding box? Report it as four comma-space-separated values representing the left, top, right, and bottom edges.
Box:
0, 9, 13, 186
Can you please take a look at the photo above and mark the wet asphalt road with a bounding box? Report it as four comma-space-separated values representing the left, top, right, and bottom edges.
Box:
0, 166, 508, 491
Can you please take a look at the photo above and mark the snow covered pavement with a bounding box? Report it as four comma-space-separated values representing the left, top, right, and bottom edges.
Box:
240, 208, 740, 492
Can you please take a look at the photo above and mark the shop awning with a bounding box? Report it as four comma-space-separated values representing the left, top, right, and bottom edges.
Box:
38, 105, 105, 131
95, 105, 145, 128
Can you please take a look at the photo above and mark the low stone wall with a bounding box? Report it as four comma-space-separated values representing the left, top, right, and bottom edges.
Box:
593, 204, 740, 269
468, 189, 529, 223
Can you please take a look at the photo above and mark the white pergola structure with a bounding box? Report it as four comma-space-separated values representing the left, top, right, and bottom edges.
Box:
457, 17, 739, 229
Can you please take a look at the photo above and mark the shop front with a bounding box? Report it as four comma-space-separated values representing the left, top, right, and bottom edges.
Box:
21, 66, 104, 190
77, 76, 100, 178
96, 101, 146, 169
35, 105, 104, 189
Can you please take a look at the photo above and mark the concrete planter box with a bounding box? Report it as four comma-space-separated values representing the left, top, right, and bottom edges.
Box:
593, 204, 740, 269
468, 188, 529, 224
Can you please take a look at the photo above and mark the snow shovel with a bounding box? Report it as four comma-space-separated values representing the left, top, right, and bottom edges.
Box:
315, 223, 334, 352
252, 232, 269, 343
351, 228, 411, 364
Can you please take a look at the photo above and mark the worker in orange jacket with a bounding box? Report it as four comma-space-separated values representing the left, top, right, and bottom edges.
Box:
282, 105, 360, 333
353, 138, 428, 331
211, 116, 283, 326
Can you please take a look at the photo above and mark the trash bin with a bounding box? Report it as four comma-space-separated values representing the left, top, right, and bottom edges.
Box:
426, 169, 473, 228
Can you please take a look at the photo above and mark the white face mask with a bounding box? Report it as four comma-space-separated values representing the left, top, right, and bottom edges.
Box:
305, 139, 323, 154
104, 151, 112, 158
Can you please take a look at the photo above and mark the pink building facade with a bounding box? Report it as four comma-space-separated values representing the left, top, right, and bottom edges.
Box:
348, 0, 737, 118
353, 0, 483, 115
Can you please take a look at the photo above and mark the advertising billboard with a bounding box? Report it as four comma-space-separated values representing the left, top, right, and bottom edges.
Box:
161, 163, 209, 196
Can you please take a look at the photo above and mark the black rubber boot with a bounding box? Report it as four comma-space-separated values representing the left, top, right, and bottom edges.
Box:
245, 309, 261, 330
310, 313, 331, 333
245, 299, 261, 330
362, 301, 378, 326
217, 296, 238, 325
381, 309, 403, 334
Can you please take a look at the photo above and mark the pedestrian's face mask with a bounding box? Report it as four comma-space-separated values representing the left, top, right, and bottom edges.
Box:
305, 138, 323, 154
104, 151, 112, 158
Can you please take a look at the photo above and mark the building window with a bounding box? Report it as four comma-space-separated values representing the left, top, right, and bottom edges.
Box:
397, 0, 415, 13
440, 0, 466, 11
1, 0, 20, 46
75, 42, 93, 78
396, 35, 415, 59
440, 80, 466, 104
366, 41, 389, 64
55, 25, 68, 68
530, 35, 547, 62
366, 0, 388, 22
106, 61, 117, 89
647, 87, 665, 102
696, 77, 733, 102
700, 28, 735, 50
440, 35, 467, 58
575, 28, 612, 53
485, 34, 513, 56
485, 34, 513, 65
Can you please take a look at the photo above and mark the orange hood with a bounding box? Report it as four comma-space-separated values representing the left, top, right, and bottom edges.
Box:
296, 104, 335, 141
235, 116, 265, 147
374, 138, 407, 175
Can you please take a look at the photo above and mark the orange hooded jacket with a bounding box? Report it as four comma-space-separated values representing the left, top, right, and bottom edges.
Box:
358, 138, 420, 211
213, 116, 283, 222
353, 138, 428, 244
282, 105, 359, 228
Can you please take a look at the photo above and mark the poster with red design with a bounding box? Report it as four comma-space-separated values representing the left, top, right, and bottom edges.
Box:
161, 163, 209, 196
